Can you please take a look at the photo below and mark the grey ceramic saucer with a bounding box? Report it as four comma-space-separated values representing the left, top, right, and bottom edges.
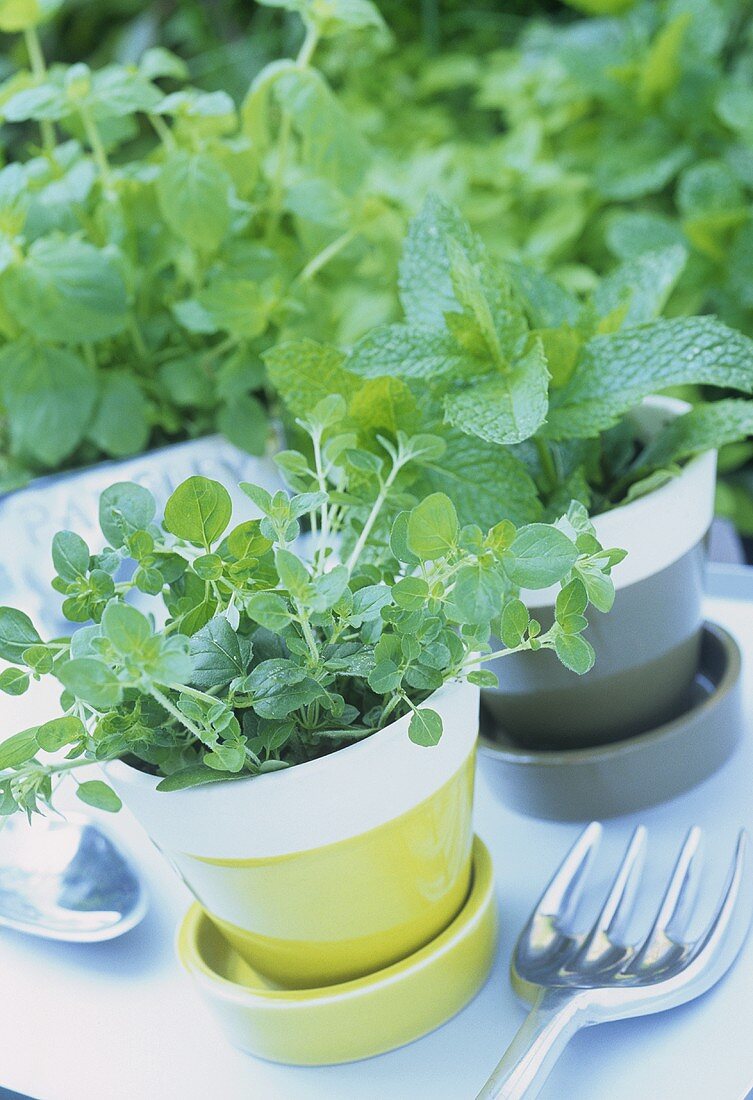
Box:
478, 621, 742, 821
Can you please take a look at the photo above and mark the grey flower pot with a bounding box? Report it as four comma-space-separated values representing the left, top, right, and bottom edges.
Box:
0, 436, 282, 635
478, 621, 742, 820
483, 397, 717, 750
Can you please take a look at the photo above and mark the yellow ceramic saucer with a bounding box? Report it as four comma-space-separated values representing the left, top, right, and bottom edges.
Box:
176, 835, 497, 1065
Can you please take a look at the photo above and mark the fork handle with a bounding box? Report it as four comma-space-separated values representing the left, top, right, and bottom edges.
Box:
476, 988, 589, 1100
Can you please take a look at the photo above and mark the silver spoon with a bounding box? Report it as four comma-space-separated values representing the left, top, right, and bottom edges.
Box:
0, 813, 147, 942
478, 822, 752, 1099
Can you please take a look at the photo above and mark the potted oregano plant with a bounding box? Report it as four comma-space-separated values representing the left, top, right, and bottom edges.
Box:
0, 399, 619, 987
270, 196, 753, 749
0, 0, 400, 628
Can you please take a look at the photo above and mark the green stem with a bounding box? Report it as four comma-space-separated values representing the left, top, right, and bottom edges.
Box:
478, 638, 552, 664
297, 611, 320, 664
78, 105, 115, 195
168, 683, 223, 703
534, 436, 558, 493
296, 23, 319, 68
128, 317, 149, 360
299, 230, 357, 283
345, 459, 403, 575
0, 755, 109, 784
378, 693, 404, 728
149, 111, 176, 149
24, 27, 54, 154
201, 335, 237, 368
150, 685, 204, 741
265, 25, 319, 235
311, 428, 330, 572
266, 112, 292, 232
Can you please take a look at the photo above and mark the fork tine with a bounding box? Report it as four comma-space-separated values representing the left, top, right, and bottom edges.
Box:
532, 822, 602, 926
632, 826, 703, 969
691, 830, 752, 965
654, 825, 704, 937
585, 825, 647, 947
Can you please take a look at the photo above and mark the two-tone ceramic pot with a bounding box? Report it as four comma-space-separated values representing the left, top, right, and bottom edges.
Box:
107, 680, 479, 989
483, 396, 716, 749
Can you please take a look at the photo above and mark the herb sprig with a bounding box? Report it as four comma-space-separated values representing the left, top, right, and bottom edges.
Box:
0, 0, 402, 492
0, 399, 621, 816
274, 196, 753, 524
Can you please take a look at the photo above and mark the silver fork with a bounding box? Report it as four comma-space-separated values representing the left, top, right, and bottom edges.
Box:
477, 823, 752, 1100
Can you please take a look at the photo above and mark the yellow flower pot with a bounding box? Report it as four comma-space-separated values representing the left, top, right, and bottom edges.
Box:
176, 835, 497, 1065
107, 680, 479, 987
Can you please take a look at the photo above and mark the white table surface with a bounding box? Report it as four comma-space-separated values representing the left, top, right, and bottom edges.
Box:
1, 593, 753, 1100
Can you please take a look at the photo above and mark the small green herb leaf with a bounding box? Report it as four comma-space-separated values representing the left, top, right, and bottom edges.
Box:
503, 525, 579, 589
554, 633, 596, 675
76, 781, 122, 813
0, 667, 29, 695
36, 716, 85, 752
58, 659, 123, 709
407, 493, 458, 560
408, 708, 443, 747
0, 727, 39, 769
0, 607, 42, 663
164, 477, 233, 548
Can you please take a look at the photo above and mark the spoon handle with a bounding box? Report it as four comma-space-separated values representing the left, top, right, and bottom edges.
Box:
475, 988, 586, 1100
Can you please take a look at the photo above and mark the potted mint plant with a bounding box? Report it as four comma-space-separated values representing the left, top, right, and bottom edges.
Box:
0, 0, 399, 628
271, 196, 753, 749
0, 398, 619, 987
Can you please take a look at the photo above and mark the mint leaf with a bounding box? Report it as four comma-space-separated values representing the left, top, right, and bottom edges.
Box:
444, 338, 549, 446
398, 193, 482, 326
1, 237, 128, 344
591, 246, 688, 327
217, 395, 268, 457
605, 212, 685, 261
347, 324, 466, 382
87, 374, 149, 458
0, 343, 97, 465
156, 150, 233, 253
640, 399, 753, 469
506, 263, 580, 329
421, 429, 542, 528
546, 317, 753, 440
264, 339, 359, 417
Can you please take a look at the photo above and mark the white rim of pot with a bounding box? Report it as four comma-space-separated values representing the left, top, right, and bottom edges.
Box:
522, 395, 717, 608
105, 679, 480, 859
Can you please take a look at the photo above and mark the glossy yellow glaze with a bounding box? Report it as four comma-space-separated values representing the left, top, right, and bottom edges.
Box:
176, 836, 497, 1065
170, 752, 476, 988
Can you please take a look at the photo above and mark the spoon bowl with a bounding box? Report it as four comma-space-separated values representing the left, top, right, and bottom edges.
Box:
0, 813, 147, 942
